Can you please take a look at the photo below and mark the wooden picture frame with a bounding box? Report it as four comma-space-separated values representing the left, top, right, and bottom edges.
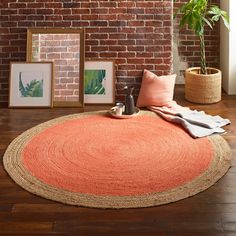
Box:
27, 28, 85, 107
84, 60, 115, 104
9, 62, 54, 108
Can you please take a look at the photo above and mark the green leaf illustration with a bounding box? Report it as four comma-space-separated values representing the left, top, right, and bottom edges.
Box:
85, 70, 106, 95
19, 77, 43, 97
19, 72, 27, 97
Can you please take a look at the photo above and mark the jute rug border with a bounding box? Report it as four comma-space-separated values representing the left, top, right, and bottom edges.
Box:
3, 110, 232, 209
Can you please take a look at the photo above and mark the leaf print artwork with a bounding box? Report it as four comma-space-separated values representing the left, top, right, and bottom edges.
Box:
19, 71, 44, 97
85, 70, 106, 95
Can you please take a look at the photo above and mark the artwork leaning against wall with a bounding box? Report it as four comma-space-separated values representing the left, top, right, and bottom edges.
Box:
27, 28, 85, 107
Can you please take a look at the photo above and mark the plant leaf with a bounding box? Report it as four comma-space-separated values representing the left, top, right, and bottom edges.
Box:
19, 72, 26, 97
203, 17, 213, 29
222, 13, 230, 29
208, 5, 230, 29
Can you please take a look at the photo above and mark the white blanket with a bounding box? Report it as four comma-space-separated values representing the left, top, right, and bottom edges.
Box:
148, 102, 231, 138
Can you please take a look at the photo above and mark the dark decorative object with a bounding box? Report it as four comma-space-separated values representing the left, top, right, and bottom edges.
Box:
124, 86, 135, 115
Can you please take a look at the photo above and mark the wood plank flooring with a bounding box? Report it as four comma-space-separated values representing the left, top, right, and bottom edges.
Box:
0, 87, 236, 235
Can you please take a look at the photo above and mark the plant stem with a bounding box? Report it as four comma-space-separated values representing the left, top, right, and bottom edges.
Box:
200, 35, 207, 74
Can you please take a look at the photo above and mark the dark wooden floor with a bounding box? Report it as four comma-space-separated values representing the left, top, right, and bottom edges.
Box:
0, 87, 236, 236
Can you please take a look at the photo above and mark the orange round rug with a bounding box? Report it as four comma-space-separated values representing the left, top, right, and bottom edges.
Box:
3, 111, 231, 208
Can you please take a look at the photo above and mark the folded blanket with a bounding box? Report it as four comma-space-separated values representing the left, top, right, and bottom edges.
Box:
148, 102, 230, 138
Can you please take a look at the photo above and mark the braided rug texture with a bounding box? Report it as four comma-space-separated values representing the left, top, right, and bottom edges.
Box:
3, 111, 232, 209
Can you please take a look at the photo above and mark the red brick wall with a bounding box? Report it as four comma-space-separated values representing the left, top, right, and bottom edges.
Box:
173, 0, 220, 83
0, 0, 173, 106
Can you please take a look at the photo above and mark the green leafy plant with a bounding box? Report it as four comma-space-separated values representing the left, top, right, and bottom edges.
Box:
19, 72, 43, 97
175, 0, 229, 74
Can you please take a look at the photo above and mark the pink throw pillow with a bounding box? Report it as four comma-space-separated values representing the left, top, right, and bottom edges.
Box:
136, 69, 176, 107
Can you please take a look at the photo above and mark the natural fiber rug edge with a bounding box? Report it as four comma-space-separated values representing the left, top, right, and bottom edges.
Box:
3, 111, 232, 209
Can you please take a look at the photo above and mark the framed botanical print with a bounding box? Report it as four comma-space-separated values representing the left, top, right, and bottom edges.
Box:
9, 62, 54, 108
84, 60, 115, 104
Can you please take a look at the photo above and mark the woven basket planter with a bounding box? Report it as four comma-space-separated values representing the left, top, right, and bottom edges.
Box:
185, 67, 222, 104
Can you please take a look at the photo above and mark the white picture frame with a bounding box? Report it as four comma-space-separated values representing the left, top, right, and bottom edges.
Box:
9, 62, 54, 108
84, 60, 115, 104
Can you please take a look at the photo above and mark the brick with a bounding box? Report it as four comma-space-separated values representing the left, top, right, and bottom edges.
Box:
109, 8, 126, 14
128, 21, 144, 27
1, 9, 17, 15
128, 8, 144, 14
60, 78, 74, 84
137, 15, 154, 20
82, 15, 99, 20
136, 52, 153, 58
36, 22, 54, 27
91, 8, 108, 14
127, 46, 145, 52
27, 15, 44, 21
136, 64, 154, 71
145, 59, 163, 64
102, 28, 118, 33
9, 15, 26, 21
118, 14, 135, 20
118, 2, 135, 8
136, 2, 154, 8
90, 21, 108, 27
54, 22, 72, 27
109, 46, 126, 52
127, 71, 143, 77
60, 90, 74, 96
85, 40, 99, 46
63, 15, 81, 21
61, 53, 75, 59
1, 22, 17, 27
118, 40, 135, 46
18, 21, 35, 27
54, 9, 71, 15
109, 34, 126, 40
9, 3, 26, 8
63, 2, 80, 8
118, 65, 136, 70
91, 46, 109, 52
119, 27, 135, 34
10, 40, 25, 46
100, 52, 117, 57
85, 52, 99, 58
37, 9, 53, 15
90, 34, 108, 39
19, 9, 36, 14
46, 15, 63, 21
100, 2, 116, 8
127, 59, 145, 64
27, 3, 45, 8
2, 47, 18, 52
136, 39, 154, 46
72, 9, 89, 14
127, 34, 145, 40
109, 21, 127, 27
72, 21, 89, 27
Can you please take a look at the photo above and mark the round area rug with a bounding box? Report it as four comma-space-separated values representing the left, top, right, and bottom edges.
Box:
3, 111, 232, 209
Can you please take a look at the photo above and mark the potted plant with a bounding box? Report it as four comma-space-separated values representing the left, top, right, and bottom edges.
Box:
175, 0, 229, 104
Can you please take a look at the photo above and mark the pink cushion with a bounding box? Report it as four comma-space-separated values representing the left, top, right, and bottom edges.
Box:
136, 70, 176, 107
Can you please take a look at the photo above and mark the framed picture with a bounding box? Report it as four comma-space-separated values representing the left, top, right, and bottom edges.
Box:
84, 60, 115, 104
27, 28, 85, 108
9, 62, 54, 108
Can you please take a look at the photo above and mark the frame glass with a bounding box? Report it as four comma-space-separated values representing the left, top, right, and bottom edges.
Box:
9, 62, 53, 108
84, 60, 115, 104
27, 28, 85, 107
